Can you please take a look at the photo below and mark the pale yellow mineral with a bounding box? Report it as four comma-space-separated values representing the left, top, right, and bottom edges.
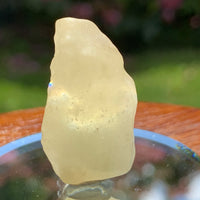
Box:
41, 17, 137, 185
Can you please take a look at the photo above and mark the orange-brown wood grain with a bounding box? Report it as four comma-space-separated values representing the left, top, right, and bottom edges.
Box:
0, 102, 200, 155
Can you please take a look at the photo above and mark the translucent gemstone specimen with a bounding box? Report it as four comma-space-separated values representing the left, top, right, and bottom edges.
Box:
41, 17, 137, 185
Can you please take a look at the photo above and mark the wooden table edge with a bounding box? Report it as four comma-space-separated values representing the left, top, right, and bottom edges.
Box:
0, 102, 200, 155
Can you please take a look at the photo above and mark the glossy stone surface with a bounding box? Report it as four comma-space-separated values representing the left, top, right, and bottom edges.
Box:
41, 17, 137, 184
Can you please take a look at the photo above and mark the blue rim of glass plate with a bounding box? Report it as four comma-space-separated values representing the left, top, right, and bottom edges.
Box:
0, 128, 199, 162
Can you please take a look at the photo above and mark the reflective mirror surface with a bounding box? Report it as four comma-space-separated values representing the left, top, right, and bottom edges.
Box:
0, 129, 200, 200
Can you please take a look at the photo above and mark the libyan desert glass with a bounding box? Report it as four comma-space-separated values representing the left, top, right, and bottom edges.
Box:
42, 17, 137, 184
0, 129, 200, 200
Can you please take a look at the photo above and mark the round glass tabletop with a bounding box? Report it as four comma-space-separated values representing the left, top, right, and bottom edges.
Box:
0, 129, 200, 200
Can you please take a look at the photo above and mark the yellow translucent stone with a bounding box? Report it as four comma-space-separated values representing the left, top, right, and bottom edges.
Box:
41, 17, 137, 185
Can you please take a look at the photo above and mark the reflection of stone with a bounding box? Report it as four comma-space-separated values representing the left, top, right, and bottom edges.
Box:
42, 17, 137, 185
59, 179, 114, 200
65, 197, 119, 200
